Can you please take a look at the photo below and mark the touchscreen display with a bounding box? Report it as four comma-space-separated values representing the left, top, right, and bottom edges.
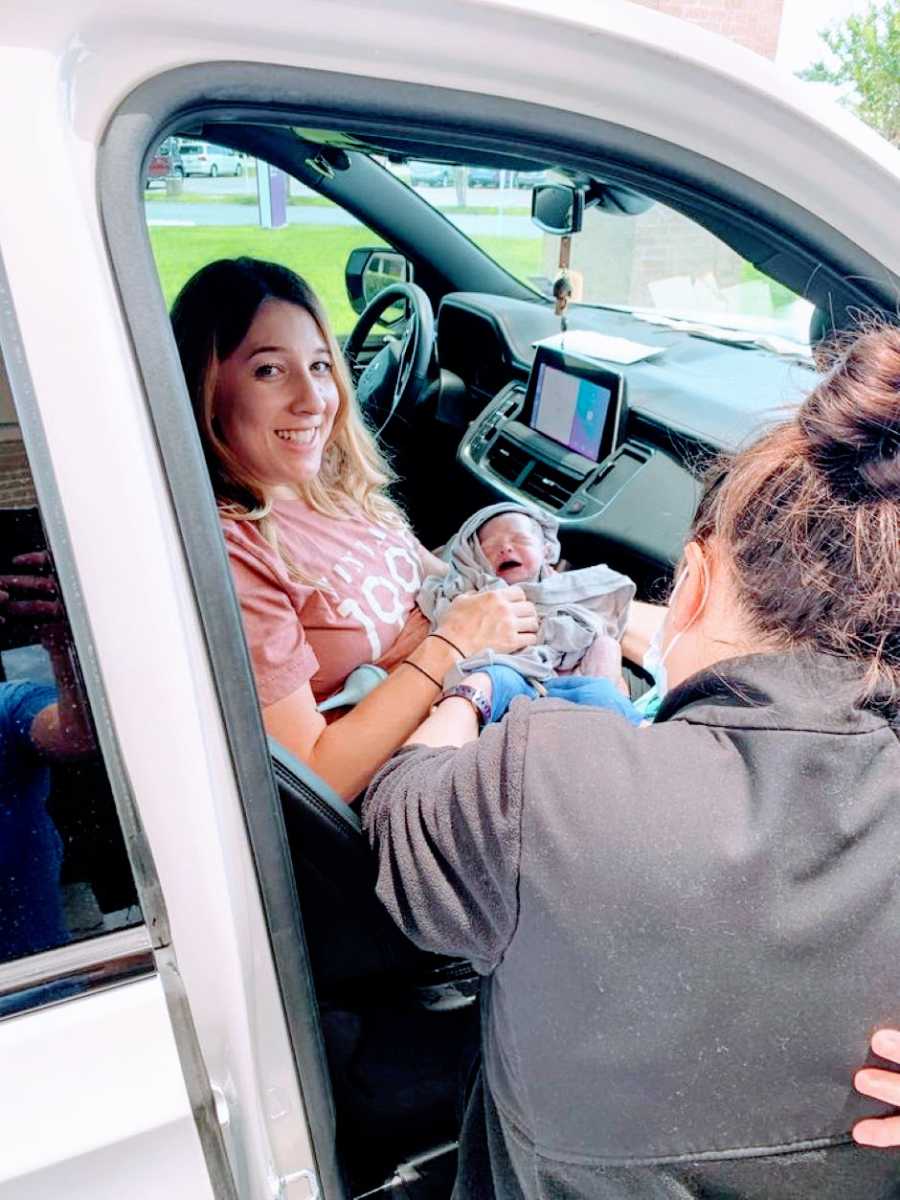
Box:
529, 362, 612, 459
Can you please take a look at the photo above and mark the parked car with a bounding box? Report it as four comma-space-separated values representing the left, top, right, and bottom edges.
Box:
513, 167, 548, 188
467, 164, 501, 187
144, 137, 184, 188
2, 2, 899, 1199
408, 160, 453, 187
177, 140, 245, 177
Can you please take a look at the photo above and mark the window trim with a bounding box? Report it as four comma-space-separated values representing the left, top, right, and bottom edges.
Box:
0, 926, 155, 1022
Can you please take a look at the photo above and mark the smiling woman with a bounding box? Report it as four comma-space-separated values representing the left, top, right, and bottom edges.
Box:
170, 257, 539, 800
212, 302, 340, 491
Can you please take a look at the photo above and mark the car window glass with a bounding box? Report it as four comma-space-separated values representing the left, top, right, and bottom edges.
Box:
0, 356, 142, 967
146, 146, 390, 336
392, 158, 812, 347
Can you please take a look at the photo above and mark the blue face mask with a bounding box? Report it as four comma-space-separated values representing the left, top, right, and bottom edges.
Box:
633, 628, 671, 720
633, 570, 691, 721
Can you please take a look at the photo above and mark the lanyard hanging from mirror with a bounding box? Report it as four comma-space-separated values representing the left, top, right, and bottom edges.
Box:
553, 234, 573, 332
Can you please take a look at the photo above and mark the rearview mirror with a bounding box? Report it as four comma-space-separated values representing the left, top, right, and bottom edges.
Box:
346, 247, 414, 324
531, 184, 584, 235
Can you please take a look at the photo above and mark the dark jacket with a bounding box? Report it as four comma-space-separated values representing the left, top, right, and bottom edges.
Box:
362, 651, 900, 1199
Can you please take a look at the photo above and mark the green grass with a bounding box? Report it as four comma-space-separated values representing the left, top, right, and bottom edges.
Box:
149, 223, 544, 333
150, 224, 391, 332
473, 234, 543, 289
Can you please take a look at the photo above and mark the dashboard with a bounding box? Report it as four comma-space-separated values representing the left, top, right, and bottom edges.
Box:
436, 292, 818, 576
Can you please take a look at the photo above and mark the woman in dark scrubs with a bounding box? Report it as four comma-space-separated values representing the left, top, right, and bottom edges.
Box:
363, 326, 900, 1199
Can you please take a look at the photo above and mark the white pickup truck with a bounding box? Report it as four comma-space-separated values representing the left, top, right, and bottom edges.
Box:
1, 2, 898, 1198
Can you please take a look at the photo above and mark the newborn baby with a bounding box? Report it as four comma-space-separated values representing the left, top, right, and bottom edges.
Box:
476, 509, 554, 585
417, 502, 635, 688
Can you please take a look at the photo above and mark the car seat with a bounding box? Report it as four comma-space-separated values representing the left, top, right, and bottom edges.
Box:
270, 740, 480, 1191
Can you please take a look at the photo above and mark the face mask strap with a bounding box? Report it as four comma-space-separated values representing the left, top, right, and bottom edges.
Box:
664, 550, 711, 659
635, 556, 710, 718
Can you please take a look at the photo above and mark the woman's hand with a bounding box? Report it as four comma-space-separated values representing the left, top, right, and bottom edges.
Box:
438, 586, 538, 657
853, 1030, 900, 1147
0, 551, 64, 634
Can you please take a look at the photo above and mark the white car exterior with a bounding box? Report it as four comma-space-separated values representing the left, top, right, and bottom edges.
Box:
0, 2, 898, 1199
178, 140, 245, 176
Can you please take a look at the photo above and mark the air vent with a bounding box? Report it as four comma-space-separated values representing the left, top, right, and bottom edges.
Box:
521, 462, 581, 509
499, 387, 524, 417
488, 437, 532, 485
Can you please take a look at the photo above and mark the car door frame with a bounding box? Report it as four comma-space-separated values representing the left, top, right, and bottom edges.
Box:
99, 57, 900, 1200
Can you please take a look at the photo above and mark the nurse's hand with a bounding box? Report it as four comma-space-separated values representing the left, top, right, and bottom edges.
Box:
853, 1030, 900, 1147
543, 675, 642, 725
438, 586, 539, 657
464, 665, 536, 723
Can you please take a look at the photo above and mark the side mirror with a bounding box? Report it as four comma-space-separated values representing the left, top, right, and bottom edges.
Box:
346, 247, 414, 323
531, 184, 584, 235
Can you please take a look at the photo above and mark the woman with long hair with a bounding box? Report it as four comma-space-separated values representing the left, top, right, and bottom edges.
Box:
171, 257, 539, 800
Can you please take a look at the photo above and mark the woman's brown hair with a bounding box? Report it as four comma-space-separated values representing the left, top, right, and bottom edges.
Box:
691, 324, 900, 709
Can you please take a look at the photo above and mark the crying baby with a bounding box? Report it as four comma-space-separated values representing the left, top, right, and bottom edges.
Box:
417, 503, 635, 688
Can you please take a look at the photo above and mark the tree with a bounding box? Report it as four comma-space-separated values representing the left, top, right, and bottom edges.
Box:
799, 1, 900, 147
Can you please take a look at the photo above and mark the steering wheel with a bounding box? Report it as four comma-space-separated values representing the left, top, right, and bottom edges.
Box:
344, 282, 435, 436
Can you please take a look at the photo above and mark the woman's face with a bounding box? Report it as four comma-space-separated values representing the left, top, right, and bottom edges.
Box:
212, 299, 340, 499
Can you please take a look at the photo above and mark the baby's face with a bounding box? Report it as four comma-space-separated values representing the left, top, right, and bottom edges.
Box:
477, 513, 549, 584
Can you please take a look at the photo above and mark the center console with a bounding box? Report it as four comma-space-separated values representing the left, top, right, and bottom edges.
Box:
458, 345, 652, 519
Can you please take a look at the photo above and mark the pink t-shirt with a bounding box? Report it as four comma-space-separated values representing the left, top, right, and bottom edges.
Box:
222, 499, 430, 707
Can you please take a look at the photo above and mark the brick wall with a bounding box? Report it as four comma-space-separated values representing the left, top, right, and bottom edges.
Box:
1, 359, 37, 506
538, 0, 789, 318
629, 0, 785, 59
0, 437, 37, 507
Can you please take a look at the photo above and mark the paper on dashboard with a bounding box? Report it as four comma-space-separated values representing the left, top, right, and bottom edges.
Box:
533, 329, 664, 365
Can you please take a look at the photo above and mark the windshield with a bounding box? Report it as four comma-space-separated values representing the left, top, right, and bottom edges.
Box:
385, 158, 813, 348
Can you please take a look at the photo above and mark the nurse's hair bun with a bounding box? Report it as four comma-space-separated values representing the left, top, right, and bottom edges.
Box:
689, 323, 900, 711
799, 325, 900, 501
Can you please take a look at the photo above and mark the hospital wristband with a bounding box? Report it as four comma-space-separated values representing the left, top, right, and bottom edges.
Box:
436, 683, 492, 727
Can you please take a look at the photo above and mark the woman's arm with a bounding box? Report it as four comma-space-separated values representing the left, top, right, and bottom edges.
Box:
1, 553, 94, 758
400, 694, 480, 750
621, 600, 667, 666
265, 594, 535, 801
265, 638, 458, 800
361, 712, 526, 972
